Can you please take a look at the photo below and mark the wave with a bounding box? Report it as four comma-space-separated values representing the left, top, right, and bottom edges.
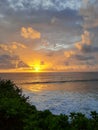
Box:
20, 79, 98, 85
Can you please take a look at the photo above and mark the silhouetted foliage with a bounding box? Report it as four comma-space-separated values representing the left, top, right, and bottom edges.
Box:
0, 79, 98, 130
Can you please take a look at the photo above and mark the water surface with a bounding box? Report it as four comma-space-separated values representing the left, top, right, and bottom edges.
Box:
0, 72, 98, 116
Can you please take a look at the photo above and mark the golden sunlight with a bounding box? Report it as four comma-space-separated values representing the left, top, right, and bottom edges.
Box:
34, 66, 41, 72
28, 60, 49, 72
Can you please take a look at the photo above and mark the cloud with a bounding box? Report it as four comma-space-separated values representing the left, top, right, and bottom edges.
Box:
77, 0, 98, 54
0, 1, 83, 47
76, 44, 98, 53
18, 60, 29, 68
0, 54, 28, 69
80, 0, 98, 29
0, 0, 81, 12
75, 30, 98, 53
75, 30, 92, 51
64, 51, 76, 58
0, 42, 26, 54
63, 27, 98, 68
0, 0, 98, 72
21, 27, 41, 40
76, 30, 92, 46
76, 44, 92, 53
40, 61, 45, 65
74, 54, 94, 61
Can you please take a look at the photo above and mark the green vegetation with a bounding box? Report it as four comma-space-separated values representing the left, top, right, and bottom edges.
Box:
0, 79, 98, 130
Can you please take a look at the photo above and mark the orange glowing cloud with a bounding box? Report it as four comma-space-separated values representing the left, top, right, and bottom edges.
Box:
0, 42, 26, 54
75, 30, 92, 51
75, 43, 82, 50
21, 27, 41, 40
64, 51, 76, 58
28, 59, 49, 72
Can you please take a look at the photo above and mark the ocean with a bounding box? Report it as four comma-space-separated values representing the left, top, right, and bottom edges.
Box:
0, 72, 98, 116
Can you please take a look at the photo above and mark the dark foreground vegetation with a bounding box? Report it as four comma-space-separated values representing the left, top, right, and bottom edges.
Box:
0, 79, 98, 130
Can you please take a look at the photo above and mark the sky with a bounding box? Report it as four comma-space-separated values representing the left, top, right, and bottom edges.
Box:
0, 0, 98, 72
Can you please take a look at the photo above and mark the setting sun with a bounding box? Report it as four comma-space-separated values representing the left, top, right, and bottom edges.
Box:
34, 66, 41, 72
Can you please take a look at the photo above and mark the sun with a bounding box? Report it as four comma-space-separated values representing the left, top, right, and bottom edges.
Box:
34, 66, 41, 72
29, 62, 43, 72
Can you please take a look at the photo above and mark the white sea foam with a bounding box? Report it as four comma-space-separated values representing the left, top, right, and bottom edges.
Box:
23, 89, 98, 116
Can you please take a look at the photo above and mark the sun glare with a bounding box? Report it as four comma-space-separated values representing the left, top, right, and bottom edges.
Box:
29, 62, 43, 72
34, 66, 41, 72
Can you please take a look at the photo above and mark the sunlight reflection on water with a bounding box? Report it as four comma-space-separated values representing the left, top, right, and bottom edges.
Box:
22, 81, 98, 116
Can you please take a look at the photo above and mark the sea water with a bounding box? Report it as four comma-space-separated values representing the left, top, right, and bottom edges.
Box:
0, 72, 98, 116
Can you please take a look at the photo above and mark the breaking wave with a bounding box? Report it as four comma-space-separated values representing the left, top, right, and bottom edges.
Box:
20, 78, 98, 85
